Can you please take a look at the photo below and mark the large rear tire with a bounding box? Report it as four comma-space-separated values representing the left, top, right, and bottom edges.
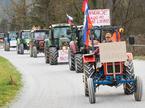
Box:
49, 47, 58, 65
134, 76, 143, 101
123, 61, 135, 95
87, 78, 96, 104
68, 49, 75, 71
33, 46, 37, 58
75, 54, 83, 73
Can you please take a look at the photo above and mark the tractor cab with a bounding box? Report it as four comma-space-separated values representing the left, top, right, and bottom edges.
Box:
48, 23, 71, 50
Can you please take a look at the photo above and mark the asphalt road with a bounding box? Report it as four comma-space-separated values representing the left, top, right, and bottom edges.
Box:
0, 48, 144, 108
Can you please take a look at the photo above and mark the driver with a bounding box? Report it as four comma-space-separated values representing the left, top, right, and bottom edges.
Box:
103, 32, 113, 43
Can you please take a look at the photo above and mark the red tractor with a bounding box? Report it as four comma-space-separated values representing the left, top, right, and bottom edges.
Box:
68, 25, 87, 73
82, 26, 143, 104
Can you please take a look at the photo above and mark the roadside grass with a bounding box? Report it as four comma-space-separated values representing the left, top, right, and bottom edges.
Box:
0, 56, 22, 107
134, 56, 145, 60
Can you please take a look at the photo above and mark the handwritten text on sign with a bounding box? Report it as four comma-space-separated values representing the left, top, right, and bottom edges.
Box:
89, 9, 111, 26
58, 50, 68, 63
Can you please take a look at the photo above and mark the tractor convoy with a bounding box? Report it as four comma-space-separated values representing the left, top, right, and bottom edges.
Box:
1, 4, 143, 104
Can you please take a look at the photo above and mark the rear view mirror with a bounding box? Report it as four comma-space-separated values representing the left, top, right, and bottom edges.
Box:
129, 36, 135, 45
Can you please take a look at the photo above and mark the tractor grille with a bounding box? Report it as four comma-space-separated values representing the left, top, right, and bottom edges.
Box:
104, 62, 123, 75
107, 64, 120, 74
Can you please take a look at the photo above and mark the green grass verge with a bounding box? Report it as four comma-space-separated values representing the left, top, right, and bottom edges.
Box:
134, 56, 145, 60
0, 56, 22, 107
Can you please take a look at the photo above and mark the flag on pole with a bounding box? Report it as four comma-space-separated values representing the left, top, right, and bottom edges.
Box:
82, 0, 92, 47
66, 14, 74, 25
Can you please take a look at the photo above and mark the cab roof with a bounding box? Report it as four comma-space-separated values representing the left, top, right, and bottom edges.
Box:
49, 23, 71, 28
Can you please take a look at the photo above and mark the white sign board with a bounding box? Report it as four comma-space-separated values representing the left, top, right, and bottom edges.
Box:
57, 50, 68, 63
89, 9, 111, 26
99, 41, 127, 63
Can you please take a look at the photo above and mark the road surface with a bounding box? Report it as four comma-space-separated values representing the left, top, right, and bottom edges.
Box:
0, 48, 144, 108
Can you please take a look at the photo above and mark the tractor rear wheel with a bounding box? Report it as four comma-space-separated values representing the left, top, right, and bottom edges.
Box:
134, 76, 143, 101
68, 49, 75, 71
123, 61, 135, 95
75, 54, 83, 73
87, 78, 96, 104
33, 46, 37, 58
45, 47, 49, 63
49, 47, 58, 65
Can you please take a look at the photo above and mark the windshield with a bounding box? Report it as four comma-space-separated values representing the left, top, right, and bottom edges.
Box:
93, 29, 101, 40
9, 32, 17, 39
22, 31, 31, 39
53, 26, 71, 38
34, 32, 46, 40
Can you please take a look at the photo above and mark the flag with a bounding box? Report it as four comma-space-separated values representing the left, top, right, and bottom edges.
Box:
82, 0, 92, 47
66, 14, 74, 25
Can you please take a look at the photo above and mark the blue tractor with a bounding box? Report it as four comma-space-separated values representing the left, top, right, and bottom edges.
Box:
82, 26, 143, 104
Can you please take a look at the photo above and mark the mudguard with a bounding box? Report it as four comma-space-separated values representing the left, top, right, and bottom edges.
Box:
83, 54, 96, 63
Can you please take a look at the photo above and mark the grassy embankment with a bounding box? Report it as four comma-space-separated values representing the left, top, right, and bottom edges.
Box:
134, 56, 145, 60
0, 56, 21, 107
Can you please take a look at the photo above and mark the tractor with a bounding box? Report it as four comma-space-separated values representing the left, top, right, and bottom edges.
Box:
17, 30, 31, 54
44, 23, 71, 65
0, 33, 5, 47
4, 31, 18, 51
82, 26, 143, 104
68, 25, 86, 73
29, 29, 48, 58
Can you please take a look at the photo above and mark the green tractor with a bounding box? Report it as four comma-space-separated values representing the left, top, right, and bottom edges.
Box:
4, 31, 18, 51
17, 30, 31, 54
44, 23, 71, 65
29, 29, 48, 58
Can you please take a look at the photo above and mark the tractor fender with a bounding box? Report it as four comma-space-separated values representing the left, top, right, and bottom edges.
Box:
69, 41, 77, 54
83, 54, 96, 63
126, 53, 133, 61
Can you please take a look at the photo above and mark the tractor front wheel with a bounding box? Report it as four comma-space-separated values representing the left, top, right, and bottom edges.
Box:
87, 78, 96, 104
49, 47, 58, 65
134, 76, 143, 101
